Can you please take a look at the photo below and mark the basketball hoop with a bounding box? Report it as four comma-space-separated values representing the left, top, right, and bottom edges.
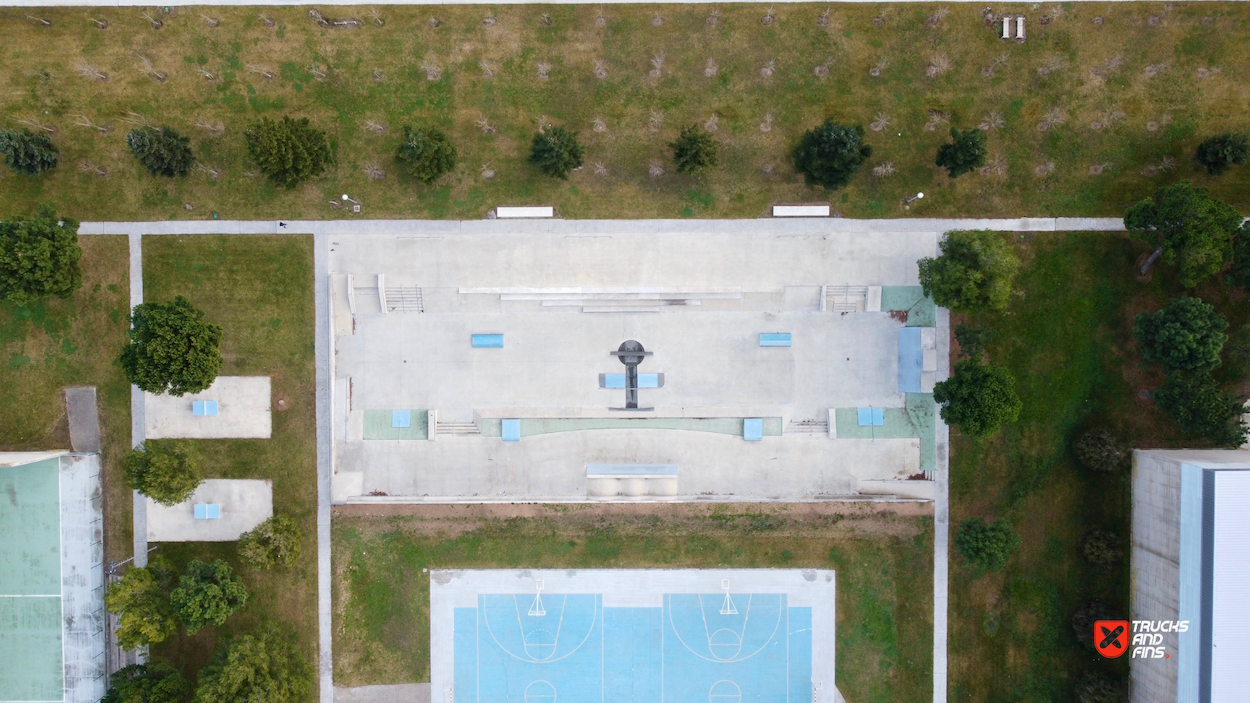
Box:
719, 579, 738, 616
528, 579, 546, 617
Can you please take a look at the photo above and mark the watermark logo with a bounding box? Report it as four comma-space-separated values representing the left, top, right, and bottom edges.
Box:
1095, 620, 1129, 658
1129, 620, 1188, 659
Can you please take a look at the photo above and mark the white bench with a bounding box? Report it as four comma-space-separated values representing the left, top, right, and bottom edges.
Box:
772, 204, 830, 218
496, 206, 554, 218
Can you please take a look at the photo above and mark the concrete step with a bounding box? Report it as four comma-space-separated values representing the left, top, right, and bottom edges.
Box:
436, 422, 480, 435
785, 420, 829, 434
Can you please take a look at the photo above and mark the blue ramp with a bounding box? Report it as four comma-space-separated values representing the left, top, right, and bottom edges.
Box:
898, 328, 923, 393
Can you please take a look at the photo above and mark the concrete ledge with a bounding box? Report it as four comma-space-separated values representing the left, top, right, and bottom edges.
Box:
858, 479, 935, 501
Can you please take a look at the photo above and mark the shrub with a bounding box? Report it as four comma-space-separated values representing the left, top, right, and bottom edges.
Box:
1071, 600, 1116, 649
119, 296, 223, 396
124, 441, 202, 506
934, 360, 1022, 439
1082, 530, 1123, 567
528, 126, 583, 179
1075, 671, 1127, 703
193, 627, 311, 703
954, 517, 1021, 570
1222, 323, 1250, 378
1134, 296, 1228, 372
104, 558, 179, 650
918, 230, 1019, 313
245, 116, 333, 188
791, 119, 871, 189
126, 126, 194, 177
0, 207, 81, 306
1074, 429, 1130, 473
669, 124, 719, 174
238, 515, 303, 570
1195, 133, 1249, 175
1153, 372, 1248, 447
170, 559, 249, 634
395, 126, 457, 183
102, 663, 190, 703
1125, 181, 1241, 288
935, 127, 987, 178
0, 129, 59, 174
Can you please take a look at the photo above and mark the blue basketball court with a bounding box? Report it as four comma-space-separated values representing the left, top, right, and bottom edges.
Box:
432, 570, 837, 703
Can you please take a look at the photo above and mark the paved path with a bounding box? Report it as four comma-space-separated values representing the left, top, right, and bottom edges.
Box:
335, 684, 430, 703
79, 217, 1125, 703
65, 386, 102, 453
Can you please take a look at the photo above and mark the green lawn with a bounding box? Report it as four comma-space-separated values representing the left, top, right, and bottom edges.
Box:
0, 235, 133, 562
947, 232, 1250, 701
1, 4, 1249, 220
141, 235, 318, 691
333, 505, 933, 702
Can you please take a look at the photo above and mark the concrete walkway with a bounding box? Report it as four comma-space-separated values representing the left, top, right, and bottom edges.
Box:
65, 387, 102, 453
127, 233, 148, 571
933, 309, 951, 703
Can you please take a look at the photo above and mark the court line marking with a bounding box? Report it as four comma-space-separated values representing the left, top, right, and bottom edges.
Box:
481, 594, 599, 665
667, 594, 783, 664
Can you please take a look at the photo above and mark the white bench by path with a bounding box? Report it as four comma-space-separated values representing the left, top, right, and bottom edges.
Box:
496, 206, 554, 219
773, 204, 830, 217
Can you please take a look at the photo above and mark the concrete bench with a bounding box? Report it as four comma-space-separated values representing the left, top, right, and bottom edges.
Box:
471, 334, 504, 348
586, 464, 678, 498
193, 504, 221, 519
759, 333, 792, 347
496, 206, 554, 219
192, 400, 219, 416
599, 373, 663, 389
772, 204, 830, 217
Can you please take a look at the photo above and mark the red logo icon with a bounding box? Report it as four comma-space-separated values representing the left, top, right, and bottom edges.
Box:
1095, 620, 1129, 658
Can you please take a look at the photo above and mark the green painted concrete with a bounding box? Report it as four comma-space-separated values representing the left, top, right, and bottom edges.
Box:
880, 286, 937, 328
363, 410, 429, 440
835, 394, 936, 471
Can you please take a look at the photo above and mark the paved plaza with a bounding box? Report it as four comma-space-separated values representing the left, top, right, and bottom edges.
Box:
328, 220, 946, 502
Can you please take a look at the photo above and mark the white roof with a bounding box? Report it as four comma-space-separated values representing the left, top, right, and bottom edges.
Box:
1211, 470, 1250, 701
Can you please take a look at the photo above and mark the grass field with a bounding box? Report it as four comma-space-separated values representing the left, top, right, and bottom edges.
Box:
0, 235, 133, 562
140, 235, 319, 691
1, 3, 1249, 221
333, 504, 934, 703
947, 232, 1250, 701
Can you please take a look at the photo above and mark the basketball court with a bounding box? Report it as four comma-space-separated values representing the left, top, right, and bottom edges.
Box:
430, 569, 839, 703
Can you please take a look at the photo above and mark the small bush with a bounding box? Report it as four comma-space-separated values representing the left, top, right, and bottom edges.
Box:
1082, 530, 1123, 567
238, 515, 303, 570
954, 517, 1021, 570
792, 119, 872, 189
245, 116, 333, 188
918, 230, 1020, 313
395, 126, 457, 183
1134, 296, 1227, 372
123, 441, 203, 506
1153, 371, 1248, 447
669, 124, 719, 174
1074, 429, 1130, 473
528, 126, 583, 179
170, 559, 249, 634
0, 129, 59, 174
1195, 133, 1249, 175
1075, 671, 1127, 703
935, 127, 987, 178
126, 126, 194, 177
933, 360, 1022, 439
1071, 600, 1116, 649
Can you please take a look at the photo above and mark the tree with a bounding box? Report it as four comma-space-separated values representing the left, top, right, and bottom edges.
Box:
1225, 222, 1250, 291
193, 627, 311, 703
170, 559, 249, 634
104, 559, 179, 650
935, 127, 987, 178
1082, 530, 1123, 567
669, 124, 719, 174
0, 129, 59, 174
954, 517, 1020, 570
244, 116, 333, 188
1071, 600, 1115, 649
918, 230, 1020, 313
102, 663, 190, 703
124, 441, 202, 506
1195, 133, 1249, 175
934, 360, 1022, 439
1074, 429, 1130, 473
0, 207, 82, 306
237, 515, 303, 570
1134, 296, 1228, 372
1075, 671, 1127, 703
528, 126, 583, 179
395, 126, 457, 183
1124, 181, 1241, 288
1153, 372, 1248, 447
126, 126, 195, 177
119, 296, 223, 396
791, 119, 872, 189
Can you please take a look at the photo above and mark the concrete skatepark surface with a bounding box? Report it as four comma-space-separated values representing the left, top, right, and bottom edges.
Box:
145, 479, 274, 542
329, 223, 944, 502
144, 376, 272, 439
